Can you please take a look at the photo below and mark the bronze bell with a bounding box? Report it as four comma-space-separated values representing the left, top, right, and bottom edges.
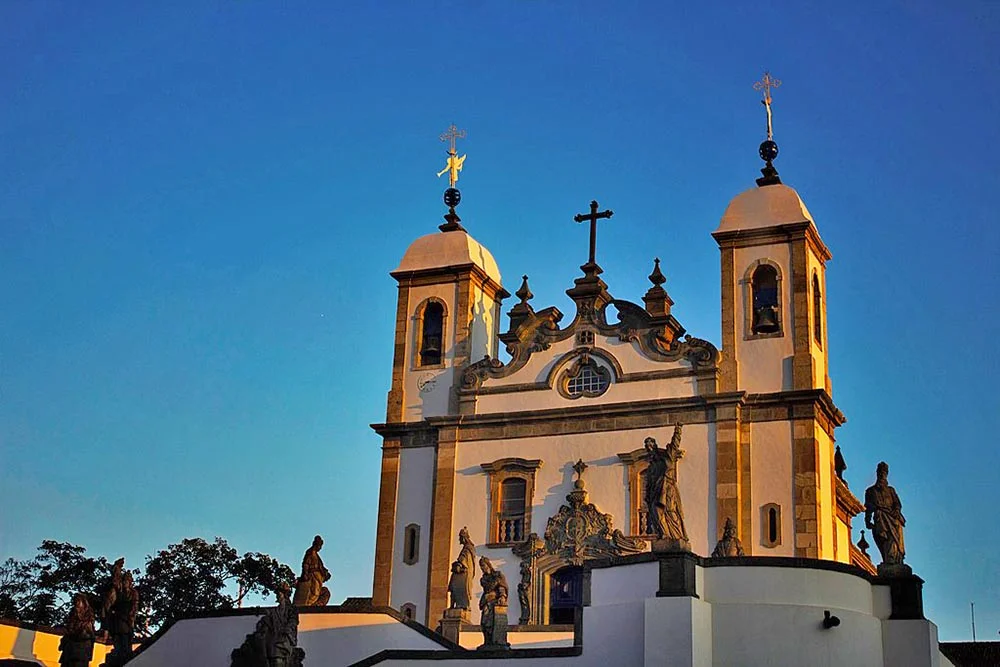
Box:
753, 305, 780, 334
421, 336, 442, 358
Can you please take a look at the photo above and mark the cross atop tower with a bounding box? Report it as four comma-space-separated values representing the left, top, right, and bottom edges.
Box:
573, 200, 614, 274
753, 71, 782, 141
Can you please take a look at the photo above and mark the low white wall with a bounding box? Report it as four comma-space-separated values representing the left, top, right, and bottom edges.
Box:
458, 630, 574, 650
129, 611, 446, 667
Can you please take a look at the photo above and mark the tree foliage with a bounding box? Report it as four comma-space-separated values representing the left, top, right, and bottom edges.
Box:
0, 537, 295, 632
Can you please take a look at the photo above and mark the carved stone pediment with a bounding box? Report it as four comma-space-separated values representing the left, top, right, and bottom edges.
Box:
542, 473, 645, 566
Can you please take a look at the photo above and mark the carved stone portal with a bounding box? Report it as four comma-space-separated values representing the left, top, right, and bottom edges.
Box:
513, 460, 645, 624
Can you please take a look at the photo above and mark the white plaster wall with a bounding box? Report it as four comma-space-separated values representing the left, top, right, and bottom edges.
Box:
468, 284, 498, 365
703, 566, 874, 613
390, 447, 435, 616
454, 423, 716, 560
749, 421, 795, 556
582, 600, 645, 666
404, 283, 459, 421
883, 619, 942, 667
645, 596, 713, 667
733, 243, 794, 394
458, 631, 574, 649
817, 426, 835, 559
590, 561, 658, 605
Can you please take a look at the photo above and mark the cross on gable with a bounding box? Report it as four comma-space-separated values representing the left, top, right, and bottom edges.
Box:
573, 200, 614, 273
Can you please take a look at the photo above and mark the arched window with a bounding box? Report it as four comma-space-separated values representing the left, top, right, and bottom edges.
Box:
403, 523, 420, 565
498, 478, 527, 543
400, 603, 416, 621
761, 503, 781, 548
812, 273, 823, 346
419, 302, 444, 366
751, 264, 781, 335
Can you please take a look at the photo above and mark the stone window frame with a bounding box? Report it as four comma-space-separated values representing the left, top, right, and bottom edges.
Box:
400, 602, 416, 620
742, 259, 785, 340
480, 457, 542, 547
402, 523, 420, 565
812, 270, 823, 348
617, 448, 657, 538
761, 503, 782, 548
412, 297, 449, 370
548, 348, 621, 400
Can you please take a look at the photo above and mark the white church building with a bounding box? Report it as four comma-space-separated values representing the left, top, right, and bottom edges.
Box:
119, 111, 965, 666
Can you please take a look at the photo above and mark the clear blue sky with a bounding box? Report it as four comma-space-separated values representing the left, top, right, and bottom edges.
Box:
1, 1, 997, 641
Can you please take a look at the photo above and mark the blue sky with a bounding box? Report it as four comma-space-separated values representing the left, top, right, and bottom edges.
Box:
1, 1, 997, 641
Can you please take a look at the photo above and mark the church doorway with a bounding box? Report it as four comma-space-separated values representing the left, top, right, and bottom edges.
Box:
548, 566, 583, 625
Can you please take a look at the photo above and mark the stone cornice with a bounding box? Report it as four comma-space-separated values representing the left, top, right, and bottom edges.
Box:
390, 262, 510, 301
712, 220, 832, 262
835, 476, 865, 518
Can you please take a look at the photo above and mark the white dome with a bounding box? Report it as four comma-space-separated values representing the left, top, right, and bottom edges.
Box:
393, 229, 502, 285
716, 183, 814, 233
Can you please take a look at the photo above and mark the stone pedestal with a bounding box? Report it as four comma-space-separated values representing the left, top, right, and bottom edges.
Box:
478, 605, 510, 651
878, 572, 924, 620
651, 537, 691, 553
439, 608, 469, 645
657, 551, 699, 598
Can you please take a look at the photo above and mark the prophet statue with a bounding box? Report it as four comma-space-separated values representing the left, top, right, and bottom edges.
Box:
711, 517, 745, 557
864, 462, 907, 572
643, 425, 690, 549
478, 557, 510, 649
100, 558, 138, 667
292, 535, 331, 606
447, 527, 476, 610
59, 593, 95, 667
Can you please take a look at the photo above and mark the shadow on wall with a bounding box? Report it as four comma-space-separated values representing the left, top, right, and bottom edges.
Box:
10, 628, 38, 663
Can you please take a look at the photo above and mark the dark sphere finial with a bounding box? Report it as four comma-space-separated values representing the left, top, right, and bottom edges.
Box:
759, 140, 779, 162
443, 187, 462, 209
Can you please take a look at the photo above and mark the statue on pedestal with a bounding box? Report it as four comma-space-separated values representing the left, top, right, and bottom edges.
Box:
712, 518, 745, 557
231, 583, 305, 667
864, 462, 908, 574
100, 558, 138, 667
477, 557, 510, 650
447, 527, 476, 611
292, 535, 331, 606
644, 425, 690, 550
59, 593, 95, 667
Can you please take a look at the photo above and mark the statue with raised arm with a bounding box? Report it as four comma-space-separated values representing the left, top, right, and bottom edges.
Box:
643, 424, 690, 550
447, 527, 477, 610
864, 462, 908, 574
100, 559, 138, 667
478, 557, 510, 650
292, 535, 331, 606
59, 593, 96, 667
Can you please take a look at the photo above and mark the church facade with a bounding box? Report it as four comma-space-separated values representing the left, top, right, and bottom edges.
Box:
370, 151, 870, 629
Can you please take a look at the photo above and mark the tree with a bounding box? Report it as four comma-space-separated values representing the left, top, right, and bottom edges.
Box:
138, 537, 294, 630
0, 542, 110, 626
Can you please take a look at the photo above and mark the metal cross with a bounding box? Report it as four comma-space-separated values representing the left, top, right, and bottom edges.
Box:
573, 200, 614, 268
439, 124, 467, 155
572, 459, 588, 481
753, 71, 782, 141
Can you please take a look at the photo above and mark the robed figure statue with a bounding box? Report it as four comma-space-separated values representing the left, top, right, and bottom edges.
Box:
478, 557, 510, 650
447, 527, 476, 610
100, 558, 138, 667
59, 593, 96, 667
864, 461, 907, 573
643, 425, 690, 550
292, 535, 331, 606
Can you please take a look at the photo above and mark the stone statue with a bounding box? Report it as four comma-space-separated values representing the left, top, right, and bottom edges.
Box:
516, 560, 531, 625
478, 557, 510, 650
864, 462, 907, 574
643, 425, 689, 550
100, 558, 138, 667
711, 518, 745, 557
59, 593, 95, 667
447, 527, 477, 611
231, 583, 305, 667
292, 535, 331, 606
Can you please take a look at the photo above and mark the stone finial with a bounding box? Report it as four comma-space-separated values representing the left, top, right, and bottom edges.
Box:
857, 530, 871, 560
642, 258, 675, 320
515, 275, 533, 304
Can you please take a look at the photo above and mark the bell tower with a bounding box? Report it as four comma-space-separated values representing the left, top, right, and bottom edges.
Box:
710, 75, 846, 562
372, 127, 508, 619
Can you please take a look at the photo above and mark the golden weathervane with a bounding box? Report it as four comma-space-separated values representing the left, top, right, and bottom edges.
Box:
437, 124, 467, 188
753, 71, 782, 141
